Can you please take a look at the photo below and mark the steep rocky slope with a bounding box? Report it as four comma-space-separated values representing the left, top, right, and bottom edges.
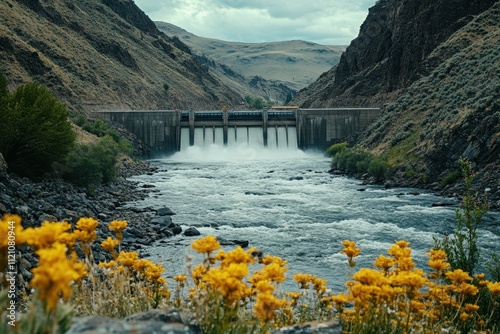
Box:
156, 22, 346, 92
295, 0, 499, 206
295, 0, 497, 108
0, 0, 242, 113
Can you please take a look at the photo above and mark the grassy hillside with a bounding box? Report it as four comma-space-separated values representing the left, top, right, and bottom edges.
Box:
0, 0, 242, 113
156, 22, 346, 91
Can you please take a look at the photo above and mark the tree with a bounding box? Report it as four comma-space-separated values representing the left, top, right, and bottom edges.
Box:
0, 75, 76, 177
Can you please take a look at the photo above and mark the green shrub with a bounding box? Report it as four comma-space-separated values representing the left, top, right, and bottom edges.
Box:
81, 119, 134, 157
62, 135, 120, 188
0, 73, 75, 177
440, 170, 460, 186
325, 142, 348, 157
328, 143, 392, 181
368, 158, 390, 181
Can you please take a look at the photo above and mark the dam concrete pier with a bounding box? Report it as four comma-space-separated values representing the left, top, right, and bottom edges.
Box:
95, 108, 380, 156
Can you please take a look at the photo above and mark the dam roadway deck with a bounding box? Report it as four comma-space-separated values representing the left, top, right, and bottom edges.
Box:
94, 108, 380, 156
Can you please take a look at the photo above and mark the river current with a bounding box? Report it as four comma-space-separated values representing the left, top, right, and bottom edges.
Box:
127, 144, 500, 293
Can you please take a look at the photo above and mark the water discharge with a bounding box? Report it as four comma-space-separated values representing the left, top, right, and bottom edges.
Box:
128, 144, 500, 293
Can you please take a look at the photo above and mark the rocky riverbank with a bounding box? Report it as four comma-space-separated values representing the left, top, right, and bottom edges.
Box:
0, 155, 189, 294
329, 165, 500, 211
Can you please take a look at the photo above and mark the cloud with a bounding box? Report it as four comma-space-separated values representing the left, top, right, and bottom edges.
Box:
133, 0, 376, 45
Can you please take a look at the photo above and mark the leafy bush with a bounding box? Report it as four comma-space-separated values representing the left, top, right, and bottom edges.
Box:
325, 142, 348, 157
61, 135, 120, 188
82, 119, 134, 157
328, 144, 391, 181
0, 73, 75, 177
368, 158, 390, 181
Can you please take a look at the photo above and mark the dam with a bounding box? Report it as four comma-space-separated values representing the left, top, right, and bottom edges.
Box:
94, 108, 380, 156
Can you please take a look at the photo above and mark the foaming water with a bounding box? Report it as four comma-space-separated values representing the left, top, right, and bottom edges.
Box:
169, 144, 310, 162
128, 145, 500, 292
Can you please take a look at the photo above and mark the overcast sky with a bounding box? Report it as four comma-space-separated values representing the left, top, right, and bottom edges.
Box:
133, 0, 377, 45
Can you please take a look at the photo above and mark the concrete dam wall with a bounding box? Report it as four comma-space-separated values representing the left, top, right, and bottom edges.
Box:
95, 108, 380, 156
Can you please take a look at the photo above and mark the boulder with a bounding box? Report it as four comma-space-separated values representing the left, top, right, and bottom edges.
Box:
156, 207, 176, 216
183, 227, 200, 237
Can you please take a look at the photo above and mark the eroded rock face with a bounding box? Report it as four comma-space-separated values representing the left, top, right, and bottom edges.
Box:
295, 0, 497, 108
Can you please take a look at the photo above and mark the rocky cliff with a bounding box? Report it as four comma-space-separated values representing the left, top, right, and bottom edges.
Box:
294, 0, 497, 108
0, 0, 242, 112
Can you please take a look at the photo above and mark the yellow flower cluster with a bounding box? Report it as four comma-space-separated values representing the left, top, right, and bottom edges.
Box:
1, 214, 91, 311
30, 243, 87, 311
74, 217, 98, 257
101, 237, 119, 258
334, 240, 496, 332
108, 220, 127, 241
341, 240, 360, 267
191, 235, 221, 255
188, 236, 290, 326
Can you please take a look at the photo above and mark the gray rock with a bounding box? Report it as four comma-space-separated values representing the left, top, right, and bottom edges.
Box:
66, 314, 199, 334
168, 224, 182, 235
38, 213, 58, 223
272, 320, 342, 334
156, 207, 176, 216
183, 227, 200, 237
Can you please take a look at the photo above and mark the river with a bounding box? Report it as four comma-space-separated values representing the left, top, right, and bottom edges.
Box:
127, 144, 500, 293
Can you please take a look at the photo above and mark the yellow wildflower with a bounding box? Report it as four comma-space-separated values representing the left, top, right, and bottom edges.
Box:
341, 240, 360, 267
293, 273, 313, 289
311, 276, 327, 293
428, 259, 450, 272
374, 255, 396, 273
116, 251, 139, 268
260, 254, 288, 267
101, 237, 119, 253
108, 220, 127, 232
30, 243, 86, 311
487, 281, 500, 295
98, 260, 117, 269
455, 283, 479, 296
143, 262, 166, 283
352, 268, 389, 286
21, 221, 72, 250
191, 263, 207, 285
132, 259, 155, 273
285, 291, 302, 307
108, 220, 127, 241
203, 267, 249, 305
465, 303, 480, 312
460, 312, 470, 322
255, 280, 275, 294
220, 246, 255, 267
388, 242, 412, 260
253, 292, 285, 322
262, 261, 287, 283
225, 262, 249, 279
396, 240, 410, 248
174, 274, 188, 282
391, 270, 427, 289
76, 217, 98, 232
446, 269, 473, 285
191, 235, 221, 254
